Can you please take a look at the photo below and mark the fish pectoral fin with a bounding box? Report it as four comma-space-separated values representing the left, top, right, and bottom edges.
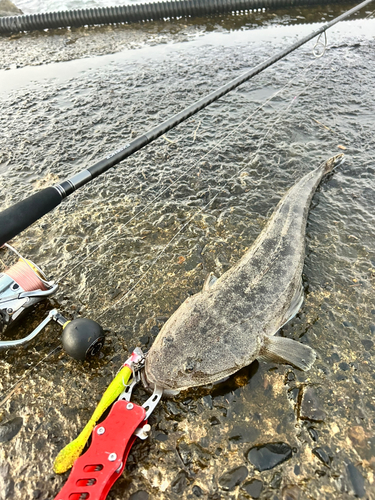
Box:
280, 278, 304, 329
202, 272, 218, 292
259, 336, 316, 371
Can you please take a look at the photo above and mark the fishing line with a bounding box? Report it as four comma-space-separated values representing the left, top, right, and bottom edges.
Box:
0, 32, 355, 405
0, 346, 61, 408
0, 44, 327, 408
58, 51, 325, 288
95, 59, 332, 324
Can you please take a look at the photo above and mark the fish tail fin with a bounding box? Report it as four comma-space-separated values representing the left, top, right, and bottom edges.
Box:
323, 153, 345, 174
259, 336, 316, 371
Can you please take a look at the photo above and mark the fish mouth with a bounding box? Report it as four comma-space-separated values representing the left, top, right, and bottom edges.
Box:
333, 153, 345, 166
140, 368, 181, 397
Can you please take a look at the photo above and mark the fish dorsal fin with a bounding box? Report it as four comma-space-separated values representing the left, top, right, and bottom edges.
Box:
202, 272, 218, 292
259, 336, 316, 371
279, 278, 304, 329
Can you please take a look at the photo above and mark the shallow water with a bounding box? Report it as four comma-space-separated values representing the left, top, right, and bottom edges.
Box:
0, 4, 375, 500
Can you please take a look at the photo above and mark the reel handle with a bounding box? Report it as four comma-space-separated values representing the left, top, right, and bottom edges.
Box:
0, 187, 62, 246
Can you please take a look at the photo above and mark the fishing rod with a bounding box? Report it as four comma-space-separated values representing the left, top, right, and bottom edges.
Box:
0, 0, 372, 249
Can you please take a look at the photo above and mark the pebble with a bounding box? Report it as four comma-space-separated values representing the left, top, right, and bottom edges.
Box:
155, 431, 168, 442
0, 417, 23, 443
192, 485, 203, 497
299, 387, 326, 422
307, 427, 318, 442
361, 339, 373, 351
312, 446, 333, 467
339, 362, 350, 371
218, 466, 248, 491
270, 471, 282, 489
242, 478, 263, 498
202, 395, 213, 410
171, 471, 187, 494
210, 416, 220, 426
330, 353, 340, 363
165, 401, 181, 418
247, 443, 292, 471
346, 461, 366, 498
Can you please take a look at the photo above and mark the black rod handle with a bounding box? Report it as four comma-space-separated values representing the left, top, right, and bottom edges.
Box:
0, 187, 62, 247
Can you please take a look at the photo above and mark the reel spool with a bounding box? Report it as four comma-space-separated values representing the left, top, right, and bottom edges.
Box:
0, 245, 105, 360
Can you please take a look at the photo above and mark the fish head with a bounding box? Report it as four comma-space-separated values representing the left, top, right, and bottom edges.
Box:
143, 292, 210, 394
143, 283, 258, 395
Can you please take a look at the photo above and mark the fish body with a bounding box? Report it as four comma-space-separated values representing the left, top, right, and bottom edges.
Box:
144, 154, 344, 393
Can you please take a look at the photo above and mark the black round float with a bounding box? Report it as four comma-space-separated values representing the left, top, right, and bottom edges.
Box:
62, 318, 105, 361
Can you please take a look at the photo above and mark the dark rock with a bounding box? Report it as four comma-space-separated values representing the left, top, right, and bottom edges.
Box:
294, 464, 301, 475
219, 465, 248, 491
0, 417, 23, 443
165, 401, 181, 418
150, 325, 159, 337
210, 416, 220, 426
330, 353, 340, 363
299, 387, 326, 422
312, 446, 333, 467
307, 426, 318, 441
286, 371, 295, 382
202, 395, 213, 409
155, 431, 168, 442
242, 478, 263, 498
192, 485, 203, 497
361, 339, 373, 350
129, 491, 149, 500
370, 324, 375, 334
347, 462, 366, 498
247, 443, 292, 471
270, 471, 282, 489
171, 471, 187, 494
339, 362, 350, 371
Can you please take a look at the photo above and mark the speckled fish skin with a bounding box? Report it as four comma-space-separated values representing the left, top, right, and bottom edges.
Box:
144, 155, 344, 393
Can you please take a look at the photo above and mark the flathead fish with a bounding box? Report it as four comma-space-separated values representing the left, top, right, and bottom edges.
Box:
144, 154, 344, 394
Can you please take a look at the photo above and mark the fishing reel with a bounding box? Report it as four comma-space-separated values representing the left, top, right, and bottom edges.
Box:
0, 245, 105, 360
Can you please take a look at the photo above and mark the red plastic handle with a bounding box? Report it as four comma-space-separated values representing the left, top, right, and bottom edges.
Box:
55, 400, 146, 500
